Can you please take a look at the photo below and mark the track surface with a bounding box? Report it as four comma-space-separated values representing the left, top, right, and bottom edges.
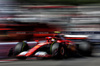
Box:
0, 56, 100, 66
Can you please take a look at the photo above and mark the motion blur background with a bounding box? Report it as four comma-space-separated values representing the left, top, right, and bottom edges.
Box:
0, 0, 100, 59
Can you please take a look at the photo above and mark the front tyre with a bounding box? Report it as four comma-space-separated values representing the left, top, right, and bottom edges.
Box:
51, 43, 66, 59
14, 42, 29, 57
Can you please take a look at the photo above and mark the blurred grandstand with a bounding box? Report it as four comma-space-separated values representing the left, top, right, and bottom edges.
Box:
0, 2, 100, 42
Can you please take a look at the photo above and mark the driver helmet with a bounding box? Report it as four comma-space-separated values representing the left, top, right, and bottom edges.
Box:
51, 38, 56, 42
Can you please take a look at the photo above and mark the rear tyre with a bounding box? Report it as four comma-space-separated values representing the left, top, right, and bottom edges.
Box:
76, 41, 93, 56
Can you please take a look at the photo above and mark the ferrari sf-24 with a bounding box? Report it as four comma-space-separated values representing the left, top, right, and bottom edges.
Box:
13, 35, 92, 59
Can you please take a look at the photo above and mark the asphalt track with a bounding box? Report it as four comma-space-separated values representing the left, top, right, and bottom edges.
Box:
0, 56, 100, 66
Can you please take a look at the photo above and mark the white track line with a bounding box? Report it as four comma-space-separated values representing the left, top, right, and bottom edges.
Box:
0, 41, 36, 45
0, 40, 46, 45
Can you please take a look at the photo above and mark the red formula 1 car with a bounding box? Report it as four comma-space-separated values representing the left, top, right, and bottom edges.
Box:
13, 35, 81, 60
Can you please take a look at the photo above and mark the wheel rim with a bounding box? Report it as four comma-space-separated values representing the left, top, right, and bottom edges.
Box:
60, 47, 65, 55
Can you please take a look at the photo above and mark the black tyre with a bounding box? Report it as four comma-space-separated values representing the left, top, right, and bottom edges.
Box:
14, 42, 29, 56
51, 43, 66, 59
76, 41, 93, 56
8, 48, 14, 57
